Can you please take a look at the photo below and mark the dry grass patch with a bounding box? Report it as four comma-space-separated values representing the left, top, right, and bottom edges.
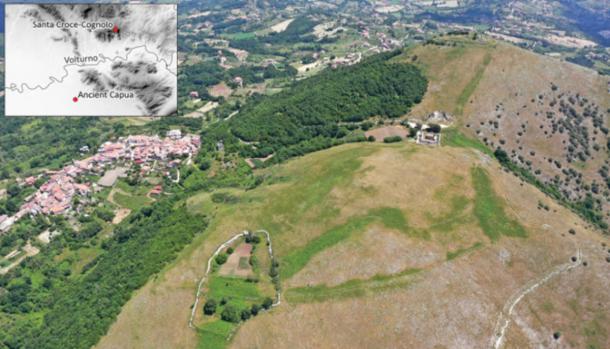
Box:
364, 125, 409, 141
98, 143, 609, 349
218, 243, 254, 277
400, 39, 493, 117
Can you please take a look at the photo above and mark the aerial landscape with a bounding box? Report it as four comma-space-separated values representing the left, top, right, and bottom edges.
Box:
0, 1, 608, 349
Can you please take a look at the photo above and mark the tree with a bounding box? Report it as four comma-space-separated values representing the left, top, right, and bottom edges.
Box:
215, 253, 228, 265
198, 159, 211, 171
80, 221, 103, 239
221, 305, 241, 323
245, 233, 261, 244
250, 304, 261, 316
494, 148, 510, 165
6, 184, 20, 198
240, 309, 251, 321
427, 123, 441, 133
203, 299, 217, 315
94, 207, 115, 222
262, 297, 274, 310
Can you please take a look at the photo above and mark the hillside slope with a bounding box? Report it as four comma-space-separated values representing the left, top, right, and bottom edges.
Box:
98, 142, 609, 349
403, 36, 610, 231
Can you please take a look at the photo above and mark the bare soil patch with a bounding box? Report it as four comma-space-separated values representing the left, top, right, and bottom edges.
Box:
219, 243, 254, 277
208, 82, 232, 99
112, 208, 131, 225
270, 19, 293, 33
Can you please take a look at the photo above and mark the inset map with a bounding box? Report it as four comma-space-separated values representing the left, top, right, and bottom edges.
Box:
5, 4, 177, 116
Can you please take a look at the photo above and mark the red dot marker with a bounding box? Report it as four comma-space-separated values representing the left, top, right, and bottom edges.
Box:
112, 25, 119, 33
73, 97, 78, 103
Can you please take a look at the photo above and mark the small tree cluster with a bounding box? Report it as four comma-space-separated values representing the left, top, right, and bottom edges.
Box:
203, 299, 217, 315
215, 253, 228, 265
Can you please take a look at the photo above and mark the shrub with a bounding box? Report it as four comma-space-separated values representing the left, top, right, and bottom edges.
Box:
249, 255, 258, 268
383, 136, 402, 143
94, 207, 115, 222
360, 121, 373, 131
211, 192, 239, 204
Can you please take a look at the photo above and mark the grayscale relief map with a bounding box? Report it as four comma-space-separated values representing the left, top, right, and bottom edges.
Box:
5, 4, 177, 116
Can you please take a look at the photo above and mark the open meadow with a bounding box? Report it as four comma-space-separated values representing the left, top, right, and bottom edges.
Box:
98, 141, 610, 349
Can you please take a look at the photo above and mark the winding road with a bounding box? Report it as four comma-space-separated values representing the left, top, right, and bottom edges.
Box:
490, 249, 582, 349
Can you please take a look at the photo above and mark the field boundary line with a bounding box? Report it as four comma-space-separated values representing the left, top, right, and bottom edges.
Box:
188, 229, 280, 329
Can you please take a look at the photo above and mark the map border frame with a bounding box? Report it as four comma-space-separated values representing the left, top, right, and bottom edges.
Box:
3, 1, 179, 118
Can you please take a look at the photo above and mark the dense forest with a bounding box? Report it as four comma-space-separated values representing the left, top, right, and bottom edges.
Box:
0, 199, 207, 348
221, 51, 427, 161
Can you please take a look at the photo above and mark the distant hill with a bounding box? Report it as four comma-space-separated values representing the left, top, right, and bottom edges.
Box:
402, 35, 610, 231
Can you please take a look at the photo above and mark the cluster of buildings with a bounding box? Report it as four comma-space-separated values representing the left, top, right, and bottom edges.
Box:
1, 131, 201, 233
19, 166, 91, 217
74, 131, 200, 173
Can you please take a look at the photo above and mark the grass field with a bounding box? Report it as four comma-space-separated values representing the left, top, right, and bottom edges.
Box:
54, 247, 103, 277
446, 242, 483, 261
207, 275, 264, 310
222, 32, 256, 40
112, 191, 152, 211
280, 206, 412, 280
198, 321, 237, 349
285, 268, 421, 303
442, 128, 493, 156
401, 37, 494, 117
471, 167, 527, 242
255, 146, 377, 247
455, 52, 491, 115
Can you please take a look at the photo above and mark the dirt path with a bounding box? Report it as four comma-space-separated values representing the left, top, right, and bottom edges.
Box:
489, 249, 582, 349
188, 229, 280, 329
107, 187, 128, 206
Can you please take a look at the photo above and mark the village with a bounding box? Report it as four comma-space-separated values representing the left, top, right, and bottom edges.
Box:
0, 130, 201, 234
